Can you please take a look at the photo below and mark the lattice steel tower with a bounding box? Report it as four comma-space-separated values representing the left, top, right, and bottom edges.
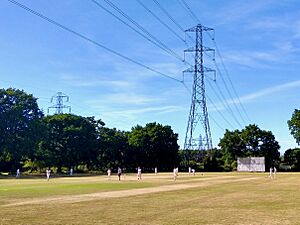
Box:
47, 92, 71, 114
184, 24, 215, 151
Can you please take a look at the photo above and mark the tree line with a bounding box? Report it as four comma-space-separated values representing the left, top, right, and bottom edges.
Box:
0, 88, 180, 174
1, 88, 300, 174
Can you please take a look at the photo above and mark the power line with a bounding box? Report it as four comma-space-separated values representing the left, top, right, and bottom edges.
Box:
209, 114, 225, 132
199, 32, 250, 125
205, 43, 248, 125
213, 39, 252, 123
7, 0, 183, 84
206, 79, 243, 128
212, 59, 248, 125
174, 0, 251, 125
93, 0, 185, 63
177, 0, 201, 24
152, 0, 194, 43
206, 94, 234, 130
152, 0, 185, 31
136, 0, 188, 46
203, 31, 251, 124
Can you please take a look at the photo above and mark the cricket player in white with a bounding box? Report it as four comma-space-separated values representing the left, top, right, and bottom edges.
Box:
173, 167, 178, 181
137, 167, 142, 180
269, 167, 273, 179
46, 169, 51, 181
16, 169, 20, 178
107, 169, 111, 180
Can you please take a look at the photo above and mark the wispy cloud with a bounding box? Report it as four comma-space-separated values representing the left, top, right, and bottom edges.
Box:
107, 106, 185, 116
87, 93, 161, 105
220, 42, 300, 69
208, 80, 300, 113
60, 74, 134, 89
230, 80, 300, 104
248, 13, 300, 40
91, 105, 185, 122
222, 50, 280, 68
213, 0, 275, 25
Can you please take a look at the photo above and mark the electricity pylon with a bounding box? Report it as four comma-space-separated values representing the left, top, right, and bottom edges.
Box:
47, 92, 71, 114
183, 24, 215, 151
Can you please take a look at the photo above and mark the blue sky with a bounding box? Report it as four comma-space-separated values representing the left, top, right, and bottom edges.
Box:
1, 0, 300, 153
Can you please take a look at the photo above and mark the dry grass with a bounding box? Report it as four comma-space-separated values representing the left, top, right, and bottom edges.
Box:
1, 172, 300, 225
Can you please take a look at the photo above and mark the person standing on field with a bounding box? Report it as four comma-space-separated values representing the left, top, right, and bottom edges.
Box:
16, 169, 20, 178
269, 167, 273, 179
107, 168, 111, 180
192, 169, 195, 176
46, 168, 51, 181
173, 167, 178, 181
117, 167, 122, 181
154, 167, 157, 176
137, 167, 142, 180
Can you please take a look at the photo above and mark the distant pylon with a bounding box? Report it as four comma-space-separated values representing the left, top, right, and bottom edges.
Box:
183, 24, 215, 151
47, 92, 71, 114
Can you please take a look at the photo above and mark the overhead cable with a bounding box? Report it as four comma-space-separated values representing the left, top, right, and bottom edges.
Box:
7, 0, 183, 84
136, 0, 188, 46
93, 0, 186, 63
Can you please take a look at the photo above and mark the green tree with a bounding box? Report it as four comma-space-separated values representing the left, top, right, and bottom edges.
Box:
219, 129, 245, 170
203, 148, 223, 172
258, 130, 280, 169
97, 128, 129, 171
284, 148, 300, 170
0, 88, 43, 171
241, 124, 261, 155
218, 124, 280, 171
179, 150, 206, 171
288, 109, 300, 145
128, 122, 179, 171
38, 114, 98, 172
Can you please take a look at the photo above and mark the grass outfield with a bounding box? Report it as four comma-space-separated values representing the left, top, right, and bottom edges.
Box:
1, 172, 300, 225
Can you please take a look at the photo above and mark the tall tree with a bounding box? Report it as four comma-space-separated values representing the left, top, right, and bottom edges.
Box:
258, 130, 280, 168
0, 88, 43, 171
203, 148, 223, 172
97, 127, 129, 171
218, 124, 280, 171
288, 109, 300, 145
128, 122, 179, 171
241, 125, 280, 169
219, 129, 245, 170
284, 148, 300, 170
38, 114, 98, 172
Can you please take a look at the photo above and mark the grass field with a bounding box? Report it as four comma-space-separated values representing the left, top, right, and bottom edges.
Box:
1, 172, 300, 225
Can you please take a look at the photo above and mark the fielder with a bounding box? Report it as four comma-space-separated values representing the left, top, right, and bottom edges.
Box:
46, 168, 51, 181
16, 169, 20, 178
137, 167, 142, 180
173, 167, 178, 181
107, 168, 111, 180
117, 167, 122, 181
268, 167, 273, 179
